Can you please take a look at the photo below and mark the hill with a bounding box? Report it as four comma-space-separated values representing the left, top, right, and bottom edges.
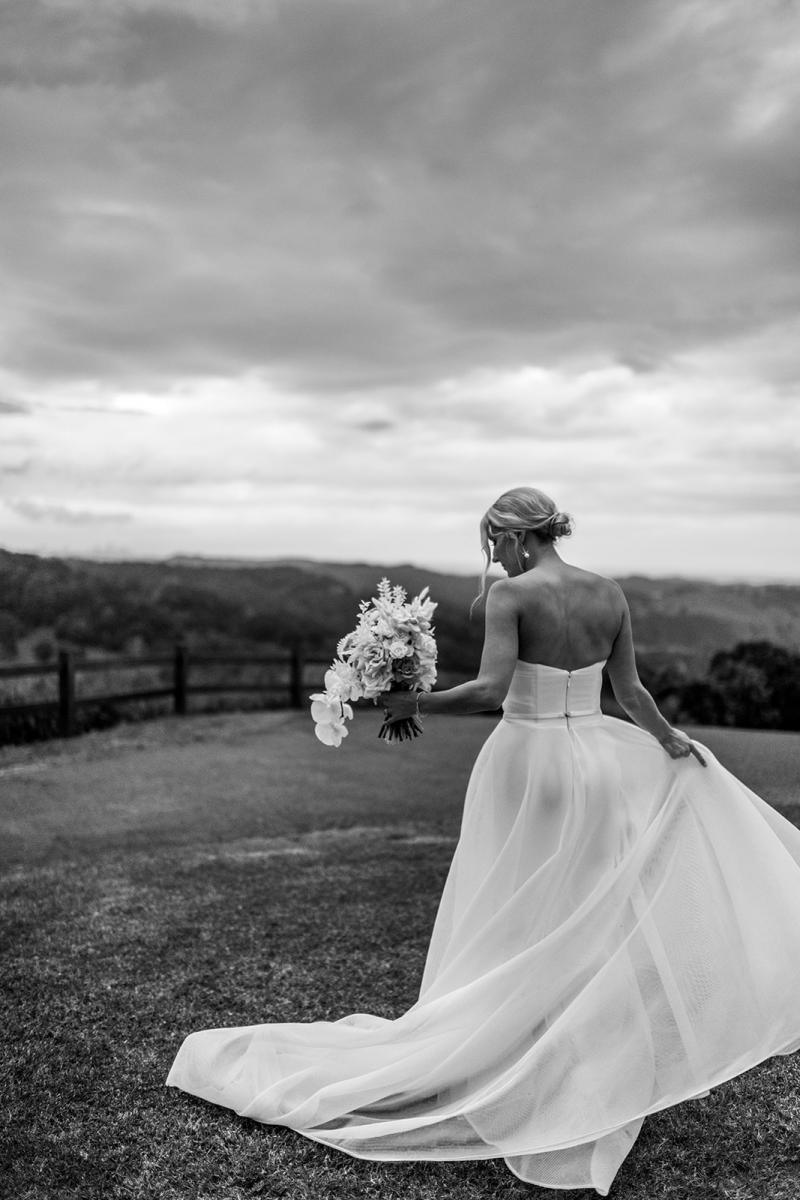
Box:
165, 554, 800, 673
0, 548, 798, 679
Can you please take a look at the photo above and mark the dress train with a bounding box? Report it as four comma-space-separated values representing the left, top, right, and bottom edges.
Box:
167, 661, 800, 1194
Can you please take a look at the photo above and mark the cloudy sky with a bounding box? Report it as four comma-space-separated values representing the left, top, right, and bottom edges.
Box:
1, 0, 799, 580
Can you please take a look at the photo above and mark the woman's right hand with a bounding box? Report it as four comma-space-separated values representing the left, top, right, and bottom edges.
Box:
659, 729, 707, 766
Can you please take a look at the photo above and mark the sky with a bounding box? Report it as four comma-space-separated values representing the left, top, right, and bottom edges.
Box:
1, 0, 799, 581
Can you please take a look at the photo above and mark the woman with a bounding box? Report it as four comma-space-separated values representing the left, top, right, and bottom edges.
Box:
167, 486, 800, 1196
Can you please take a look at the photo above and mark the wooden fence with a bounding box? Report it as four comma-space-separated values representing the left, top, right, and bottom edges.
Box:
0, 645, 328, 740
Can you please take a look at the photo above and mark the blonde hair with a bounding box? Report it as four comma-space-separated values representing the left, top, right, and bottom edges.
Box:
471, 486, 573, 614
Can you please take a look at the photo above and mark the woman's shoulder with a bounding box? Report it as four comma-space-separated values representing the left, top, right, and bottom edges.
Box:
505, 566, 625, 620
570, 567, 626, 600
488, 567, 625, 609
564, 568, 627, 612
511, 563, 621, 593
560, 563, 617, 585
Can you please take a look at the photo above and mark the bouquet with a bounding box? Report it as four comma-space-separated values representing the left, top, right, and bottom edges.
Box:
310, 578, 437, 746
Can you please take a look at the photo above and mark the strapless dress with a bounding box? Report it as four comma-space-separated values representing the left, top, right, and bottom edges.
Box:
167, 660, 800, 1195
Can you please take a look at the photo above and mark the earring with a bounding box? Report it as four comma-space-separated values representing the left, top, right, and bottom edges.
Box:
521, 547, 530, 559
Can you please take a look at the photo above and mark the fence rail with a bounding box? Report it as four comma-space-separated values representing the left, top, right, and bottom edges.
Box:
0, 645, 327, 740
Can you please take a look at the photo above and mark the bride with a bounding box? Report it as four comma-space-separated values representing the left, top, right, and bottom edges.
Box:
167, 486, 800, 1195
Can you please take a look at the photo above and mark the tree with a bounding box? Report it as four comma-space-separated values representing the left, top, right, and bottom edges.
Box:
33, 639, 54, 664
0, 612, 23, 658
677, 641, 800, 731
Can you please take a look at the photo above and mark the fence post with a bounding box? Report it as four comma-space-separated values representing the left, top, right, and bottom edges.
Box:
289, 645, 304, 709
58, 650, 75, 738
174, 643, 188, 715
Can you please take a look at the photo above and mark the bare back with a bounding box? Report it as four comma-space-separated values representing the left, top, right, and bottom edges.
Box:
509, 564, 624, 670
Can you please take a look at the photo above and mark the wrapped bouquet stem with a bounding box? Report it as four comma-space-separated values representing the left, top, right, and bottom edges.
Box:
309, 578, 437, 748
377, 681, 424, 743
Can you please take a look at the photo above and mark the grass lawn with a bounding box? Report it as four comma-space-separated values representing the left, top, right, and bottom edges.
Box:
1, 710, 800, 1199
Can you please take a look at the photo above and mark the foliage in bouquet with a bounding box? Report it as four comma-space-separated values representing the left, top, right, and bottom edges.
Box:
310, 578, 437, 746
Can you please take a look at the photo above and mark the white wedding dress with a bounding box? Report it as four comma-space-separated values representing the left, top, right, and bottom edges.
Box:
167, 660, 800, 1194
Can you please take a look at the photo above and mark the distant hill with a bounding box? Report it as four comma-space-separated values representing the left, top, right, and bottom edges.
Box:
167, 555, 481, 609
164, 555, 800, 667
166, 556, 800, 673
609, 575, 800, 672
0, 548, 798, 678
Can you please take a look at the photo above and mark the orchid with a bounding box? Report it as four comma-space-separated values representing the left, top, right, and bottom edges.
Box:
309, 693, 354, 746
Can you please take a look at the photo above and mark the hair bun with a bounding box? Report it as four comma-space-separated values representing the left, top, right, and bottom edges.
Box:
547, 511, 573, 539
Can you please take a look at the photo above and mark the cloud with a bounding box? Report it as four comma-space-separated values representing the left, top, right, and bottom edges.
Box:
0, 1, 798, 577
1, 0, 799, 393
0, 458, 31, 476
5, 497, 134, 525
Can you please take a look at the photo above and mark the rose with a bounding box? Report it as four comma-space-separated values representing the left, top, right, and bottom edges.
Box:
388, 638, 412, 659
413, 633, 436, 656
359, 642, 387, 665
360, 661, 393, 698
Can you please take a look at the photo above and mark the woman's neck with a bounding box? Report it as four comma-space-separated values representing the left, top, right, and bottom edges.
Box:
520, 536, 561, 571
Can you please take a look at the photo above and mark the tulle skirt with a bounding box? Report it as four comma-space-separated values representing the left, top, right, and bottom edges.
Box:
166, 713, 800, 1194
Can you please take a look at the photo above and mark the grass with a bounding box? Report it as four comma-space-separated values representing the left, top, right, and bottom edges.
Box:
1, 710, 800, 1199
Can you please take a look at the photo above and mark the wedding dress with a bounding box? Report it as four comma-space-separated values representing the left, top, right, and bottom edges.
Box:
166, 660, 800, 1194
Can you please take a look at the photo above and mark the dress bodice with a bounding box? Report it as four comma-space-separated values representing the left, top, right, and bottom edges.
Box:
502, 660, 606, 720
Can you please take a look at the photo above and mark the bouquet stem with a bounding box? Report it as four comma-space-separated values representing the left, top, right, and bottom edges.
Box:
377, 715, 424, 742
378, 681, 424, 743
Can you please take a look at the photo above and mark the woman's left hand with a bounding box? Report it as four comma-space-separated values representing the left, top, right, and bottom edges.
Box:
660, 729, 707, 766
378, 689, 420, 723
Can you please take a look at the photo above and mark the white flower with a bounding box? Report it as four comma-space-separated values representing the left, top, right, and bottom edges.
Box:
389, 638, 412, 658
417, 665, 437, 690
314, 720, 349, 747
310, 694, 353, 724
309, 693, 353, 747
324, 661, 361, 701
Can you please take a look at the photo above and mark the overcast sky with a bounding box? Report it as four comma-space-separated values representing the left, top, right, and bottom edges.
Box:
1, 0, 799, 580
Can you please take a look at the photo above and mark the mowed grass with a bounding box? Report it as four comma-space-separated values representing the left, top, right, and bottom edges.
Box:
1, 710, 800, 1200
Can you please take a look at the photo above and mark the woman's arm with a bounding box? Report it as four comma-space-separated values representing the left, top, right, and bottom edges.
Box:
606, 586, 706, 765
381, 580, 519, 720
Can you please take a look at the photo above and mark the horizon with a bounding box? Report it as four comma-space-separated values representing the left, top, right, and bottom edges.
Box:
2, 542, 799, 589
